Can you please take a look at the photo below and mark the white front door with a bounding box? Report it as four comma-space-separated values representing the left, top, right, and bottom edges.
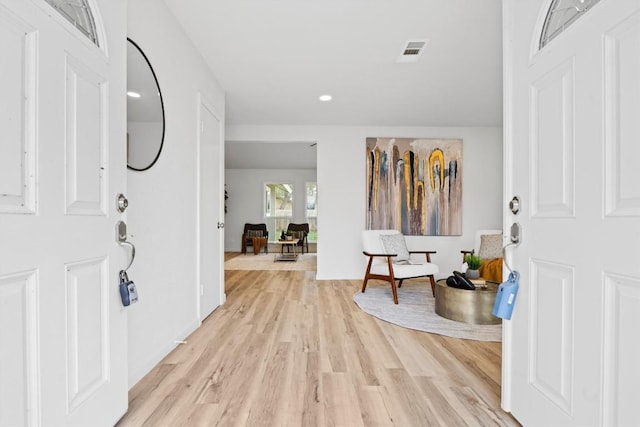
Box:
0, 1, 127, 425
198, 94, 225, 320
504, 0, 640, 425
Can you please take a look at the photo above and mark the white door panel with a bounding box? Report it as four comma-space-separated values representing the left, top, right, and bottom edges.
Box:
0, 1, 127, 425
604, 12, 640, 218
0, 7, 37, 215
0, 270, 39, 426
505, 1, 640, 425
64, 54, 108, 215
529, 57, 575, 218
602, 274, 640, 426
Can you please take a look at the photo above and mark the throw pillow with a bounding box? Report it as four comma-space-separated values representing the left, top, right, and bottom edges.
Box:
247, 229, 263, 238
379, 233, 410, 262
478, 233, 502, 260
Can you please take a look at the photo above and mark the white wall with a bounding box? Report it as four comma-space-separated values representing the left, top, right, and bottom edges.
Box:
225, 168, 317, 251
226, 125, 503, 280
127, 0, 225, 387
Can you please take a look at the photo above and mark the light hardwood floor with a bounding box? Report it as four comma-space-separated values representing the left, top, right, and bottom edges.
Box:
117, 254, 520, 426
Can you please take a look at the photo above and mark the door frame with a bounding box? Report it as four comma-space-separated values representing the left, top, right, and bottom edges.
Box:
196, 92, 226, 321
500, 0, 515, 412
501, 0, 560, 411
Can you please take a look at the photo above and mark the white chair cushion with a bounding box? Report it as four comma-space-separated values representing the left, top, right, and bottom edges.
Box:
473, 229, 502, 253
379, 233, 410, 262
370, 261, 439, 278
362, 229, 401, 254
478, 233, 502, 259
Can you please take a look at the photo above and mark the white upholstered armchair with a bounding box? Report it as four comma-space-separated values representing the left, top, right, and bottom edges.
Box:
361, 230, 439, 304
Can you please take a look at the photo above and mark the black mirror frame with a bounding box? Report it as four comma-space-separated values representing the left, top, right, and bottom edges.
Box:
127, 37, 166, 172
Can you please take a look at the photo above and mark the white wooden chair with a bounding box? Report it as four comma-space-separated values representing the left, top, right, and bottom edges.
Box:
361, 229, 439, 304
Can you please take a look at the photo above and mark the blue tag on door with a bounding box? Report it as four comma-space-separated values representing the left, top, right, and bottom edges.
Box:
493, 271, 519, 320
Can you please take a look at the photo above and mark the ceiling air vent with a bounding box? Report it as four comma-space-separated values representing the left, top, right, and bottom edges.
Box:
397, 39, 429, 63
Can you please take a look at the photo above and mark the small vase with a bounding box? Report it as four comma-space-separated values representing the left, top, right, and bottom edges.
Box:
466, 268, 480, 280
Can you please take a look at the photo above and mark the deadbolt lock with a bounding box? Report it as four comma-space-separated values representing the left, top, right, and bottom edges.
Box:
116, 193, 129, 213
509, 196, 521, 215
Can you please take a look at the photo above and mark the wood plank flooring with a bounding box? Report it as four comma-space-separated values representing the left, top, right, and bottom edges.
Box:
116, 254, 520, 426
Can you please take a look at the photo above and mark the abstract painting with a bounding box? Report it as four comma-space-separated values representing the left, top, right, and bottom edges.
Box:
366, 137, 462, 236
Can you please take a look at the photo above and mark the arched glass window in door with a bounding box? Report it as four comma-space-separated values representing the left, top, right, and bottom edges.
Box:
540, 0, 601, 49
44, 0, 99, 46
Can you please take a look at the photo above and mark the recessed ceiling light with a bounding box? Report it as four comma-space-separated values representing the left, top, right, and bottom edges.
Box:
319, 94, 332, 102
127, 91, 141, 98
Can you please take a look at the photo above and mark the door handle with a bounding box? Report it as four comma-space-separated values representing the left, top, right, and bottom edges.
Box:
116, 220, 136, 273
217, 222, 224, 229
503, 222, 522, 274
119, 241, 136, 274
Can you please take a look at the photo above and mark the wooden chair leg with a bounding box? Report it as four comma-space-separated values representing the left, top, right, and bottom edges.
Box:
389, 279, 398, 304
429, 275, 436, 297
362, 256, 399, 304
385, 258, 398, 304
362, 258, 373, 293
397, 279, 404, 288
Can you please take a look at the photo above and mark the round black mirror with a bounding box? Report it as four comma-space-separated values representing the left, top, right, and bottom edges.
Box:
127, 38, 165, 171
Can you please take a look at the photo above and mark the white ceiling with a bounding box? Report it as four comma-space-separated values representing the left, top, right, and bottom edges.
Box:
161, 0, 503, 168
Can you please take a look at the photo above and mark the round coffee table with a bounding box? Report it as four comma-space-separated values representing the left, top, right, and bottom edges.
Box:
435, 279, 501, 325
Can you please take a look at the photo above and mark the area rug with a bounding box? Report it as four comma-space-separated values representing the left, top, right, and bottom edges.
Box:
224, 253, 316, 271
353, 284, 502, 342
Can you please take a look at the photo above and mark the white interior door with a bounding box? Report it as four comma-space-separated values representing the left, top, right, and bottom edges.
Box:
198, 94, 224, 320
0, 1, 127, 425
504, 0, 640, 425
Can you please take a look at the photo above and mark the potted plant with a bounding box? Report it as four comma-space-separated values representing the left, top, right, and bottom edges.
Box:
464, 254, 482, 279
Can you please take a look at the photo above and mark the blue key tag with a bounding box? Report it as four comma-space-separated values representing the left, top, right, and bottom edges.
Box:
119, 270, 139, 307
492, 271, 519, 320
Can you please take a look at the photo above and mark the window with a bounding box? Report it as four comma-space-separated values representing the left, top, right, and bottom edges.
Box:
264, 183, 293, 240
306, 182, 317, 242
44, 0, 99, 46
540, 0, 601, 49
